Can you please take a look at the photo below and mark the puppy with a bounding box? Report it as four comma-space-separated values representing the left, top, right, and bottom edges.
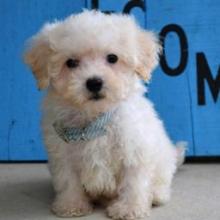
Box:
24, 10, 185, 220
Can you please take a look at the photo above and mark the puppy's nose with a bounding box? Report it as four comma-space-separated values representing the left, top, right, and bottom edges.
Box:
86, 77, 103, 93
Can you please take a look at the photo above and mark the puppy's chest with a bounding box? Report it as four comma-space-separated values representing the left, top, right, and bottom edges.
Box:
78, 136, 121, 197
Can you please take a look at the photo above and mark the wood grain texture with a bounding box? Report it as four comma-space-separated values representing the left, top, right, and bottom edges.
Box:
0, 0, 85, 160
146, 0, 220, 156
184, 1, 220, 155
146, 1, 194, 155
93, 0, 146, 27
1, 0, 219, 160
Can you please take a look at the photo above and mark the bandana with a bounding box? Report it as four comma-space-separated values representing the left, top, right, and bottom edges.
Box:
53, 110, 115, 143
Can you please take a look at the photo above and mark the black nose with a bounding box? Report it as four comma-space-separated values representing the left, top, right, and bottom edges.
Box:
86, 77, 103, 93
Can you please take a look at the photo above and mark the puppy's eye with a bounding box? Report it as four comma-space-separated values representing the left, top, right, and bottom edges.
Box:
66, 59, 79, 68
107, 54, 118, 64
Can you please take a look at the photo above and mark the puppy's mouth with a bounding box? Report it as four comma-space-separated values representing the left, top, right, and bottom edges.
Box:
89, 93, 105, 101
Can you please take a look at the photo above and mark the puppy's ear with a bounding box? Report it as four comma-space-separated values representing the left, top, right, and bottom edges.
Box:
24, 28, 53, 90
135, 31, 161, 81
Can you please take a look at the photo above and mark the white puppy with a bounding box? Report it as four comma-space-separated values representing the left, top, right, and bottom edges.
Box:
24, 10, 185, 220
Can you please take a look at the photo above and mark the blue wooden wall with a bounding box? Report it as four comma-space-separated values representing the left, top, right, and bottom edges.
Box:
146, 0, 220, 156
0, 0, 85, 160
0, 0, 219, 160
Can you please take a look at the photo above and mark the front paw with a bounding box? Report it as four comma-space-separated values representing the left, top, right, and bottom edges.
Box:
107, 200, 150, 220
51, 198, 93, 217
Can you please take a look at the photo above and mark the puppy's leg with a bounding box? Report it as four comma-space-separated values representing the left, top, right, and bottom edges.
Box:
107, 166, 153, 220
48, 152, 92, 217
152, 160, 176, 206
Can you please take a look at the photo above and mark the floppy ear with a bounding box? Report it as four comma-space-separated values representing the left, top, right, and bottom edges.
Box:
24, 31, 53, 90
135, 31, 161, 81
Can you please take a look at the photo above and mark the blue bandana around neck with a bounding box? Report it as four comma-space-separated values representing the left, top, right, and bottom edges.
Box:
53, 110, 115, 143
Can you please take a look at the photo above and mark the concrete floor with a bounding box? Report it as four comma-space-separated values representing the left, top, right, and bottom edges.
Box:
0, 163, 219, 220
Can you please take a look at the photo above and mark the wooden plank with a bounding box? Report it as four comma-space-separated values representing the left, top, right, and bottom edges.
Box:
146, 1, 195, 155
147, 0, 220, 156
87, 0, 146, 27
0, 0, 85, 161
0, 5, 10, 159
88, 0, 195, 155
184, 1, 220, 155
89, 0, 193, 155
1, 0, 219, 160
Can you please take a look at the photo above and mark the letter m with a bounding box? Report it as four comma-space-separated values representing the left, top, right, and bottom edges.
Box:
197, 52, 220, 105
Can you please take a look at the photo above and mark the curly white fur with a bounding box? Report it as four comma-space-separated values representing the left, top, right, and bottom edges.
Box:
24, 10, 185, 220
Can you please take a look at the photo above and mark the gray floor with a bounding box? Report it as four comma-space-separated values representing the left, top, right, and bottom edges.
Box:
0, 163, 219, 220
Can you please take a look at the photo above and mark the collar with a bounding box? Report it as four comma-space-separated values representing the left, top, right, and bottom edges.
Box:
53, 110, 115, 143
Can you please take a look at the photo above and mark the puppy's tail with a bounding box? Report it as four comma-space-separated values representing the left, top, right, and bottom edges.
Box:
175, 141, 187, 168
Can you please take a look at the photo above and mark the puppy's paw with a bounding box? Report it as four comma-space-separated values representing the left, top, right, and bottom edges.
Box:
107, 200, 150, 220
152, 186, 171, 206
51, 198, 93, 217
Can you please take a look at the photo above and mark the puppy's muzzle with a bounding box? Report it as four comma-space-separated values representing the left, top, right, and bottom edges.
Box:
86, 77, 103, 93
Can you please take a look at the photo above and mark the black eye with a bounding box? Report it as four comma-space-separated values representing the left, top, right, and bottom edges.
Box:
107, 54, 118, 64
66, 58, 79, 68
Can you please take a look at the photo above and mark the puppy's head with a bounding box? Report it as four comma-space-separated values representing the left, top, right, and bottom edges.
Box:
24, 10, 161, 113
